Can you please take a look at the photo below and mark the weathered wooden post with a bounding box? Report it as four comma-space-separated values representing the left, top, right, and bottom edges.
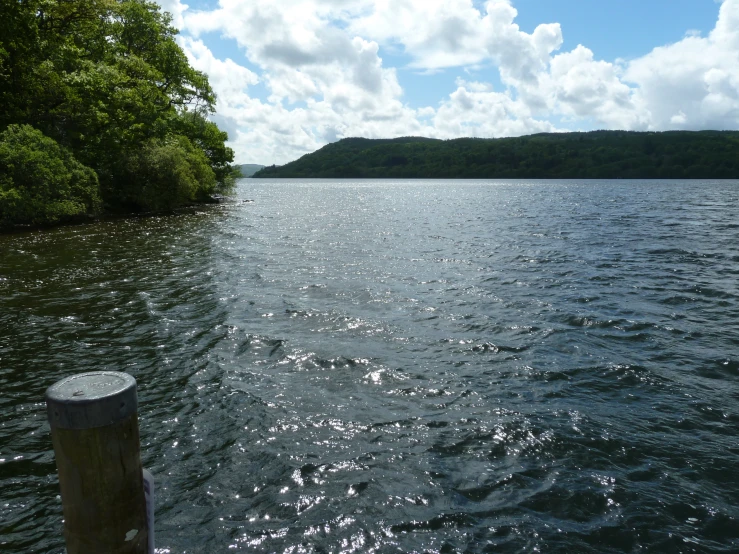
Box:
46, 371, 148, 553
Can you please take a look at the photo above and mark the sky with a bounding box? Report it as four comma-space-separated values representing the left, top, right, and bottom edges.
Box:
155, 0, 739, 165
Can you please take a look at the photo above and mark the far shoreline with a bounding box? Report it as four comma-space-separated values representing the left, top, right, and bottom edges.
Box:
253, 131, 739, 180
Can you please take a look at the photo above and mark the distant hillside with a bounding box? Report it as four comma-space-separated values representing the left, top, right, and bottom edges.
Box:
253, 131, 739, 179
238, 164, 265, 177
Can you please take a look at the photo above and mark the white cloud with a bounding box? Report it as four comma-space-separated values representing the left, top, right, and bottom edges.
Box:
432, 83, 557, 138
157, 0, 188, 29
169, 0, 431, 163
547, 45, 645, 129
624, 0, 739, 130
349, 0, 488, 69
180, 37, 259, 107
154, 0, 739, 164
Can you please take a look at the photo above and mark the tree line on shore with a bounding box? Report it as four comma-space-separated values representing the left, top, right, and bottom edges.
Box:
254, 131, 739, 179
0, 0, 237, 229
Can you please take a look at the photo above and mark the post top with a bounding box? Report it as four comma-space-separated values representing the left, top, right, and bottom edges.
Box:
46, 371, 138, 430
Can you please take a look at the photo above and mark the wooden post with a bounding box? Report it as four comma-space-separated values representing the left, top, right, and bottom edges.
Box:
46, 372, 148, 554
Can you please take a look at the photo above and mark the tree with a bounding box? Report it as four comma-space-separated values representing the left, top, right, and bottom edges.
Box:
254, 132, 739, 179
172, 112, 236, 192
0, 0, 236, 225
115, 134, 217, 212
0, 124, 101, 227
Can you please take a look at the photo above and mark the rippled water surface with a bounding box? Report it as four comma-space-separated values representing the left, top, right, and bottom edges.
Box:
1, 179, 739, 553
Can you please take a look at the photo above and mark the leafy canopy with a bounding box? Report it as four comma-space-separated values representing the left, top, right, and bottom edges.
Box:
0, 124, 101, 226
0, 0, 237, 227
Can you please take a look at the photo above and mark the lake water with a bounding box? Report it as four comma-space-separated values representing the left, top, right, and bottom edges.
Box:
1, 179, 738, 553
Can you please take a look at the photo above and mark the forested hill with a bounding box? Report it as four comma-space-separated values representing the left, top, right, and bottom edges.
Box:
254, 131, 739, 179
0, 0, 238, 229
238, 164, 266, 177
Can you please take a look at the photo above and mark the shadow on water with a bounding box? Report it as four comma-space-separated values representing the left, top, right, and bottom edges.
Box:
0, 208, 231, 553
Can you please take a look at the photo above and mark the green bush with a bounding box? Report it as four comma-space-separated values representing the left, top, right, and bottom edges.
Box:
0, 124, 101, 227
118, 135, 217, 212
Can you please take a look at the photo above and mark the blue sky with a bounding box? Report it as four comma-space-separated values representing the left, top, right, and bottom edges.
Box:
513, 0, 719, 58
157, 0, 739, 164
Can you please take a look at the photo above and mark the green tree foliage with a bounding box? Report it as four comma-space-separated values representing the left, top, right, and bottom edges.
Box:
0, 124, 101, 226
172, 112, 237, 190
254, 131, 739, 179
0, 0, 236, 227
116, 135, 216, 212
